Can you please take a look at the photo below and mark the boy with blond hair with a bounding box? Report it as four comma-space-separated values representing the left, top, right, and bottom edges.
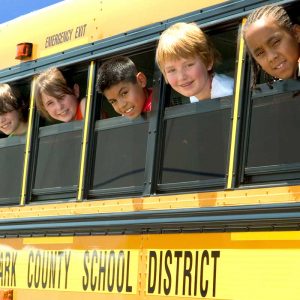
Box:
156, 22, 233, 102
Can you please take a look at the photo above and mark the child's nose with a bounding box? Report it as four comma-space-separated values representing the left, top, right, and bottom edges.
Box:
267, 49, 278, 62
56, 101, 64, 111
178, 69, 187, 80
118, 97, 127, 108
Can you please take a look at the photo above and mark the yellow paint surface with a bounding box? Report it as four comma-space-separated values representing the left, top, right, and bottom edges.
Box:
0, 0, 227, 70
1, 232, 300, 299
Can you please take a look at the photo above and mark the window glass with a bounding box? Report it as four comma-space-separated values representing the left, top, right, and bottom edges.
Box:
244, 80, 300, 182
0, 137, 26, 204
0, 80, 30, 204
166, 28, 237, 107
32, 65, 88, 200
159, 26, 237, 190
92, 120, 148, 190
33, 124, 82, 190
161, 98, 232, 185
90, 50, 155, 196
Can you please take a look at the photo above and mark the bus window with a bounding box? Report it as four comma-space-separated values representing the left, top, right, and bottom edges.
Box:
0, 80, 30, 205
244, 79, 300, 184
158, 26, 237, 191
90, 50, 155, 198
166, 27, 237, 107
32, 65, 88, 201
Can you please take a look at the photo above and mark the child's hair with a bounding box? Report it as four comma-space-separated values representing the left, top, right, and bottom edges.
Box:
35, 67, 76, 120
156, 22, 220, 78
243, 5, 294, 87
0, 83, 28, 122
96, 56, 138, 93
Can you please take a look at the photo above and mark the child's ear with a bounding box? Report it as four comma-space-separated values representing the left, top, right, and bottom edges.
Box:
207, 60, 213, 72
292, 24, 300, 43
73, 83, 80, 98
136, 72, 147, 88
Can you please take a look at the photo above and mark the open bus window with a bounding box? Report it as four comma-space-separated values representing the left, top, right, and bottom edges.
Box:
158, 26, 237, 191
96, 51, 155, 120
244, 79, 300, 184
32, 65, 88, 201
0, 79, 30, 205
247, 4, 300, 87
89, 49, 155, 198
166, 27, 237, 107
35, 66, 87, 126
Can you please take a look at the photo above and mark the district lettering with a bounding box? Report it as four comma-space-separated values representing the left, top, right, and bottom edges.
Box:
147, 250, 220, 298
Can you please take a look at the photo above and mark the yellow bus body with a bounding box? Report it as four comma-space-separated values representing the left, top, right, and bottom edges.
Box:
0, 0, 299, 299
0, 0, 224, 70
0, 185, 300, 219
2, 232, 300, 300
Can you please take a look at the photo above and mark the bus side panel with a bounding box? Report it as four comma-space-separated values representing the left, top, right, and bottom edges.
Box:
0, 232, 300, 299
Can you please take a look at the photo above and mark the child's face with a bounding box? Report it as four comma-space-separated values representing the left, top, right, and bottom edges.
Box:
42, 93, 79, 122
164, 56, 212, 100
104, 73, 147, 119
0, 110, 22, 135
245, 16, 300, 79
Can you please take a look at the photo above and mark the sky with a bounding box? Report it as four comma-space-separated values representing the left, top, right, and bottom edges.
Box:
0, 0, 64, 24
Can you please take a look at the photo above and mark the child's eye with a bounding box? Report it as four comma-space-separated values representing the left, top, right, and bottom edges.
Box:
121, 91, 128, 97
272, 39, 280, 47
187, 62, 195, 67
46, 101, 53, 107
255, 50, 265, 58
108, 99, 117, 105
166, 68, 175, 74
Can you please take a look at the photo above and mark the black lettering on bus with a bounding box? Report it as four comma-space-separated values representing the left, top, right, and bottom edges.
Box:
158, 251, 163, 293
174, 251, 182, 295
75, 24, 87, 38
183, 251, 192, 296
200, 250, 209, 297
41, 251, 49, 288
0, 252, 3, 286
147, 251, 157, 293
82, 250, 90, 290
45, 37, 49, 48
34, 251, 41, 288
0, 251, 17, 287
27, 251, 34, 288
193, 251, 199, 296
97, 250, 107, 291
116, 251, 125, 292
64, 251, 71, 289
49, 251, 57, 288
164, 250, 172, 295
57, 250, 64, 289
211, 250, 220, 297
4, 252, 11, 286
125, 251, 132, 292
45, 29, 73, 48
10, 252, 17, 286
90, 250, 98, 291
107, 250, 115, 292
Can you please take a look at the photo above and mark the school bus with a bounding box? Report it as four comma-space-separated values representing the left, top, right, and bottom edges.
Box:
0, 0, 299, 299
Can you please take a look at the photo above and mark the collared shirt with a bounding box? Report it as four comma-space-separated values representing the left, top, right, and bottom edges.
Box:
190, 73, 234, 102
142, 88, 152, 112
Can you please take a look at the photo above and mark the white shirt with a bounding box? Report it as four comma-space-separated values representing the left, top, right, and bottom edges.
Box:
190, 73, 234, 102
